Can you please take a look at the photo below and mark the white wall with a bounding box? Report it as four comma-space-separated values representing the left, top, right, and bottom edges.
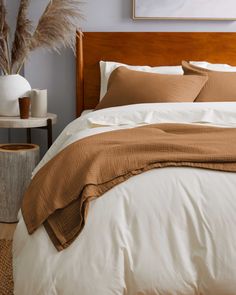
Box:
83, 0, 236, 32
1, 0, 236, 155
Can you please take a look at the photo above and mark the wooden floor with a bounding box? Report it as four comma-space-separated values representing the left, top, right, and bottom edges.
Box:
0, 223, 17, 240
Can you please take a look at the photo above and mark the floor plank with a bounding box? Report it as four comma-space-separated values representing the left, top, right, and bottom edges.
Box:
0, 223, 17, 240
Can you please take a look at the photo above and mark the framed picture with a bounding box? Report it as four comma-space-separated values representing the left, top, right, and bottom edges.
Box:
133, 0, 236, 20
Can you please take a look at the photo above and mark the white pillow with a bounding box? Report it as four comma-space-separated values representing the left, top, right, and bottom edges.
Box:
190, 61, 236, 72
100, 61, 183, 100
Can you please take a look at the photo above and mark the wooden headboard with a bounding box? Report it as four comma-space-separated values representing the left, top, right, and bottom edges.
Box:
76, 32, 236, 117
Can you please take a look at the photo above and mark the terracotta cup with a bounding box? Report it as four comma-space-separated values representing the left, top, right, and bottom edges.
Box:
18, 97, 31, 119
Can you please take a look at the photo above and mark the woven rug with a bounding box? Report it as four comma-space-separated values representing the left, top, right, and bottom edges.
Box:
0, 239, 14, 295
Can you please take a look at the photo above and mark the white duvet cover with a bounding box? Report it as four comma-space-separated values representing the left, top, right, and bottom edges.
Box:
13, 103, 236, 295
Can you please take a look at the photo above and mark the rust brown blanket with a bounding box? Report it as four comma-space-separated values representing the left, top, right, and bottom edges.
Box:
22, 123, 236, 251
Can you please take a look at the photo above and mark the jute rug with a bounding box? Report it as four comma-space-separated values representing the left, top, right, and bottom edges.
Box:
0, 239, 14, 295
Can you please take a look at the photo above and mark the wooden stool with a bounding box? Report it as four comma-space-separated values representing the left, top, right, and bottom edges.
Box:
0, 144, 39, 223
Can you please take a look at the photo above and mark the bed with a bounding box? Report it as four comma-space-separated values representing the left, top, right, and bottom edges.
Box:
13, 32, 236, 295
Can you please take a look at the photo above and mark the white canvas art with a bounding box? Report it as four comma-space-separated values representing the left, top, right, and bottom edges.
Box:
134, 0, 236, 20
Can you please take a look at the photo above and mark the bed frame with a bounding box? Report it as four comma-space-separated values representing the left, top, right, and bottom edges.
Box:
76, 32, 236, 117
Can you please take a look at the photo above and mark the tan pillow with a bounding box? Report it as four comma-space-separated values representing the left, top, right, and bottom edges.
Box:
182, 61, 236, 102
95, 66, 208, 110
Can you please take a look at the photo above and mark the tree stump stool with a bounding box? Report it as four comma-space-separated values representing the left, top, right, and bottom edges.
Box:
0, 144, 40, 223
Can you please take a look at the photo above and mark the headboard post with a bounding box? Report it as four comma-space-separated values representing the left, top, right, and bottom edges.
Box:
76, 31, 84, 117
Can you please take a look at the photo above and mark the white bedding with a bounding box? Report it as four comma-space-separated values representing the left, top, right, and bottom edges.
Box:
13, 103, 236, 295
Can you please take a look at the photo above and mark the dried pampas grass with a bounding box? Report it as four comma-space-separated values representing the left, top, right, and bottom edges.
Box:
0, 0, 10, 74
0, 0, 83, 75
11, 0, 32, 74
30, 0, 83, 53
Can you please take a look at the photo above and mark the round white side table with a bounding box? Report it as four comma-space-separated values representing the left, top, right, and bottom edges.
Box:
0, 113, 57, 149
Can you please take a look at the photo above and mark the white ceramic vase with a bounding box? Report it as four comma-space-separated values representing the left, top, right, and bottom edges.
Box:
0, 75, 31, 116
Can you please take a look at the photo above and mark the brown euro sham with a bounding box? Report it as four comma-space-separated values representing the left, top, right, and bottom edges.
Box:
95, 66, 208, 110
182, 60, 236, 102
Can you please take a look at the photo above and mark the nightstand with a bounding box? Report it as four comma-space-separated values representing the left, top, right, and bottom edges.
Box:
0, 113, 57, 149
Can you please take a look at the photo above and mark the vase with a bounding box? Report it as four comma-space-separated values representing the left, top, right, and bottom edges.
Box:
0, 75, 31, 116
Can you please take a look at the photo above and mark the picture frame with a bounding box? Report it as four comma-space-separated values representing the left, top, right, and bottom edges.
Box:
133, 0, 236, 20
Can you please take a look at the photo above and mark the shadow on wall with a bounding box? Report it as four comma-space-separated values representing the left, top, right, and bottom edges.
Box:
122, 0, 132, 20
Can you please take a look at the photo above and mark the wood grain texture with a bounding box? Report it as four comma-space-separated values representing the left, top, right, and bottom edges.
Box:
77, 31, 84, 118
76, 32, 236, 116
0, 144, 40, 223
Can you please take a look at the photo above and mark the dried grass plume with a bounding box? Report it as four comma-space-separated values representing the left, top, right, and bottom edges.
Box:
0, 0, 83, 75
30, 0, 83, 53
11, 0, 32, 74
0, 0, 10, 74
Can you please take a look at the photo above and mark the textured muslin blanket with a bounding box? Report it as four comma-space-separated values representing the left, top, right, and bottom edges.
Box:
22, 123, 236, 250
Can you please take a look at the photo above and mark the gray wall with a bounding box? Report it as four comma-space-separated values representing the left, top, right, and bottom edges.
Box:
1, 0, 236, 155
